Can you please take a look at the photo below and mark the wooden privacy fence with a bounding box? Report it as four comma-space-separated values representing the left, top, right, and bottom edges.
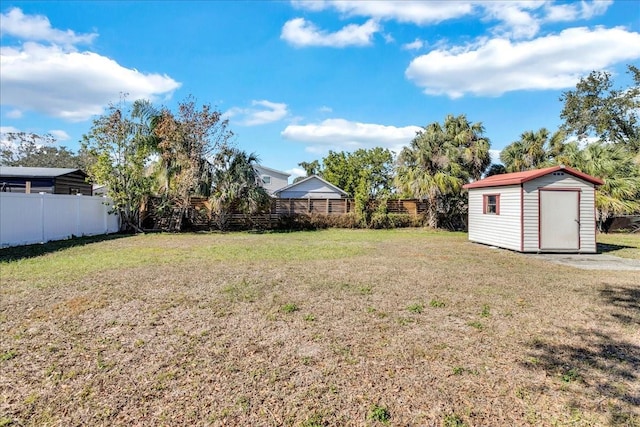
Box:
272, 198, 353, 215
145, 197, 429, 230
191, 197, 428, 216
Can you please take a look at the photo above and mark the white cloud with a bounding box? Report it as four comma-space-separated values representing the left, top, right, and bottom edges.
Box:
0, 9, 180, 122
402, 38, 424, 50
489, 149, 502, 165
291, 0, 474, 25
382, 33, 395, 44
6, 109, 23, 119
225, 100, 288, 126
49, 130, 69, 141
482, 2, 542, 39
281, 118, 421, 153
289, 1, 615, 44
405, 26, 640, 98
544, 0, 612, 22
0, 7, 97, 47
286, 167, 307, 179
281, 18, 379, 47
318, 106, 333, 113
483, 1, 611, 40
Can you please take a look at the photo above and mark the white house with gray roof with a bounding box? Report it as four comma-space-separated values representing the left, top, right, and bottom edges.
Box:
254, 165, 290, 195
273, 175, 348, 199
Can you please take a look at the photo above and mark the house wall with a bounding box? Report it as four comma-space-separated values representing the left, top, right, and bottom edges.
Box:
0, 177, 54, 193
254, 166, 289, 195
277, 178, 345, 199
522, 172, 597, 253
0, 193, 119, 248
468, 185, 522, 251
54, 172, 93, 195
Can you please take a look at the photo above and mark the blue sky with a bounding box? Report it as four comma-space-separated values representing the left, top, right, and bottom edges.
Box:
1, 1, 639, 179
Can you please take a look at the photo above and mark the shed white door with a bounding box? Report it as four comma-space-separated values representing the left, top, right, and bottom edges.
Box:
539, 189, 580, 251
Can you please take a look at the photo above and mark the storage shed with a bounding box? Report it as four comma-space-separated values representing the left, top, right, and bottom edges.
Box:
462, 166, 603, 253
0, 167, 93, 196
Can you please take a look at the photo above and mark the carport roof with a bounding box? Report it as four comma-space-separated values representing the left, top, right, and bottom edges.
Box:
463, 165, 604, 189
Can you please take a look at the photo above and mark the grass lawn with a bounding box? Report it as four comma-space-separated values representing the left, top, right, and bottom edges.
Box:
1, 230, 639, 426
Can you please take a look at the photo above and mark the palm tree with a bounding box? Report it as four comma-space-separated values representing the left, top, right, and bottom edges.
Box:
395, 114, 490, 228
561, 142, 640, 229
500, 128, 565, 172
209, 147, 271, 230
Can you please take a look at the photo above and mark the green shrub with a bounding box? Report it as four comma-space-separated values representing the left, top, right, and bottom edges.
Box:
276, 213, 362, 230
370, 213, 424, 229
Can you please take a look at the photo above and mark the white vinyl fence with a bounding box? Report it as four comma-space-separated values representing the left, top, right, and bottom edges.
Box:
0, 193, 120, 248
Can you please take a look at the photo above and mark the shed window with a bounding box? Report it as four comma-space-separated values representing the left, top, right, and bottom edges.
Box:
262, 176, 271, 184
483, 194, 500, 215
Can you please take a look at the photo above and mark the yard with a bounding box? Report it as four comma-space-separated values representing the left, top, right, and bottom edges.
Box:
1, 230, 638, 426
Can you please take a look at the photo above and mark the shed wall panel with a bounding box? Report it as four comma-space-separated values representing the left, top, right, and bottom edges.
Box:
522, 172, 597, 252
467, 185, 521, 251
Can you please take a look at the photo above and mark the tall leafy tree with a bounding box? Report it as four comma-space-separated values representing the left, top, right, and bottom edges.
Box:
321, 147, 394, 197
560, 65, 640, 155
0, 132, 89, 168
396, 114, 491, 228
209, 147, 271, 231
82, 99, 155, 231
297, 160, 321, 177
319, 148, 395, 224
152, 96, 234, 206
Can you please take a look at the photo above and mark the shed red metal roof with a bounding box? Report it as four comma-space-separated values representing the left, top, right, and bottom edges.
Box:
463, 165, 604, 189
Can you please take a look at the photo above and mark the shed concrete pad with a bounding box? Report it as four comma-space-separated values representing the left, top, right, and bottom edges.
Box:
526, 253, 640, 271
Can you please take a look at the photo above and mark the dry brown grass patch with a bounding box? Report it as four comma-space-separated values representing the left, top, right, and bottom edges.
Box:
1, 230, 638, 426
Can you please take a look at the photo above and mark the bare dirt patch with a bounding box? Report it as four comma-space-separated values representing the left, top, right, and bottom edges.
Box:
526, 253, 640, 271
1, 230, 638, 426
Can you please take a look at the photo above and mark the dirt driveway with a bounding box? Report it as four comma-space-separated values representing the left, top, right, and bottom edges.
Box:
527, 253, 640, 271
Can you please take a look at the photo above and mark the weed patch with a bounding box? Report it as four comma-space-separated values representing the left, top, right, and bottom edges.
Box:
281, 303, 299, 313
407, 303, 424, 314
368, 404, 391, 424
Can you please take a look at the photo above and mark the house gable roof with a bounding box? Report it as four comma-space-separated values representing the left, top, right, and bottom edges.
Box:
254, 164, 290, 178
0, 166, 88, 178
463, 166, 604, 189
273, 175, 349, 196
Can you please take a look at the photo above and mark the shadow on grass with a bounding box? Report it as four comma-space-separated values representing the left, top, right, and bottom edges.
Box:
597, 242, 636, 254
525, 328, 639, 424
523, 285, 640, 425
600, 286, 640, 326
0, 233, 131, 262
